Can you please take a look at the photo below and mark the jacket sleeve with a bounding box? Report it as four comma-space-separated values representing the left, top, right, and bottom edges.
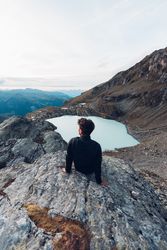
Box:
95, 145, 102, 184
65, 139, 73, 173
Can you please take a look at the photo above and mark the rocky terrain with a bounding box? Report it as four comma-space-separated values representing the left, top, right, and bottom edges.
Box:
0, 113, 166, 249
1, 150, 167, 249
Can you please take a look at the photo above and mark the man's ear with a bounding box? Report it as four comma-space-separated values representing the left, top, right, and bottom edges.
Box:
78, 128, 82, 136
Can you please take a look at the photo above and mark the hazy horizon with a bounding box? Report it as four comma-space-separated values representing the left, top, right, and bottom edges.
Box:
0, 78, 85, 91
0, 0, 167, 90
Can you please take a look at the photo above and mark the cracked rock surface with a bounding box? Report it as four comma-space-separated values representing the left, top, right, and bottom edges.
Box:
0, 151, 167, 250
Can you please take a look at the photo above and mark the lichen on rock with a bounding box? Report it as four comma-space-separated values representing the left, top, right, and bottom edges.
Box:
24, 203, 90, 250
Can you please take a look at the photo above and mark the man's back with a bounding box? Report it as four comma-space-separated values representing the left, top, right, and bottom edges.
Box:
66, 135, 102, 184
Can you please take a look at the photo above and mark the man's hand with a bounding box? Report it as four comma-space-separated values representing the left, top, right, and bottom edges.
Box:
100, 179, 108, 187
58, 166, 67, 174
62, 167, 67, 173
61, 167, 71, 175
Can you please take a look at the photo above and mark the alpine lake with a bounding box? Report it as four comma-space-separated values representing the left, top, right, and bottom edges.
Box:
47, 115, 139, 151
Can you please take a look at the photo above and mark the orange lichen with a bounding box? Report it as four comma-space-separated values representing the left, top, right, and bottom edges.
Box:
24, 203, 90, 250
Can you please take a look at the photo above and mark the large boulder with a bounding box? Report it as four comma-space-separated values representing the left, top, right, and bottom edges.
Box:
0, 116, 67, 168
0, 152, 166, 249
0, 116, 56, 141
11, 138, 44, 164
43, 131, 67, 153
0, 116, 32, 140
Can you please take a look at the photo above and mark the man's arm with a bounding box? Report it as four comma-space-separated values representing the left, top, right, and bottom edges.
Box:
65, 139, 74, 173
94, 145, 102, 184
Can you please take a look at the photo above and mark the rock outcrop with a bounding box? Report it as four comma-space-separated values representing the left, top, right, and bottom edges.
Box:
0, 151, 167, 250
0, 116, 67, 168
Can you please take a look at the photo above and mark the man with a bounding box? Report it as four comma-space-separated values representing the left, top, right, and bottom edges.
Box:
64, 117, 107, 186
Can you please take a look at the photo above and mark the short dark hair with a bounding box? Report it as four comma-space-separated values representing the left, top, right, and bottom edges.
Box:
78, 118, 95, 135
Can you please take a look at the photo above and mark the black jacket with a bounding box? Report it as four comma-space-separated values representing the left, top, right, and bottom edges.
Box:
66, 135, 102, 184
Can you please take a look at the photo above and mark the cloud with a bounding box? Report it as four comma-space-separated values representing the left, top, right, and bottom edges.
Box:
0, 0, 167, 89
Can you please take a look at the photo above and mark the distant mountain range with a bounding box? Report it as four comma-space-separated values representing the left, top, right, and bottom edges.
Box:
0, 88, 78, 117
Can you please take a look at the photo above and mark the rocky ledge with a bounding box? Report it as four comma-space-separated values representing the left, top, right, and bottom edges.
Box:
0, 151, 167, 250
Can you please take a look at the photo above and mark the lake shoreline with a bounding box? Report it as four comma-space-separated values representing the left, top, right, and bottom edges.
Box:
26, 105, 167, 180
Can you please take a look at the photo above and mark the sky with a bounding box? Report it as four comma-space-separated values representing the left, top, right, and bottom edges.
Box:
0, 0, 167, 90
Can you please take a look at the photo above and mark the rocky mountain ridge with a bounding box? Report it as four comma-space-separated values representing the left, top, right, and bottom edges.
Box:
67, 47, 167, 132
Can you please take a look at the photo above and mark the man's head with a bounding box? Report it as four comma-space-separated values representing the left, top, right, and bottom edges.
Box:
78, 118, 95, 136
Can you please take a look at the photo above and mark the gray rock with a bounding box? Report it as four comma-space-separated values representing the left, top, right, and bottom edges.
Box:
11, 138, 45, 163
0, 116, 57, 141
43, 131, 67, 153
0, 116, 66, 167
0, 116, 32, 140
0, 152, 166, 249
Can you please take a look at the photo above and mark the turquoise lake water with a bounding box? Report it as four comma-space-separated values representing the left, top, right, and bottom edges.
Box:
47, 115, 139, 151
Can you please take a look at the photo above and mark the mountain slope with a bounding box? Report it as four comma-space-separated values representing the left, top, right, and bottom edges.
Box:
67, 47, 167, 131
